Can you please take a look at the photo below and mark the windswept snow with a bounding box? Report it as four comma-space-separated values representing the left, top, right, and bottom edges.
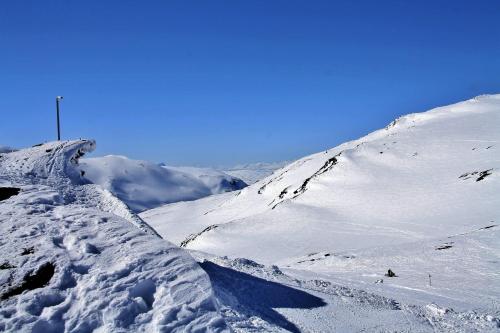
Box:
78, 155, 246, 212
0, 140, 226, 332
142, 94, 500, 331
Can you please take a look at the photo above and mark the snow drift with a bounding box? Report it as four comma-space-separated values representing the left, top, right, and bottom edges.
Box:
0, 140, 226, 332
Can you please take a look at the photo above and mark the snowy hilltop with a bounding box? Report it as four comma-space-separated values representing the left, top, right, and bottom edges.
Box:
141, 94, 500, 331
0, 140, 226, 332
78, 155, 247, 212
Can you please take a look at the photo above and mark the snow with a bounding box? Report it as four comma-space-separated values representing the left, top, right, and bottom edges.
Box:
165, 165, 247, 195
190, 251, 500, 332
141, 94, 500, 331
0, 140, 227, 332
2, 94, 499, 332
78, 155, 246, 212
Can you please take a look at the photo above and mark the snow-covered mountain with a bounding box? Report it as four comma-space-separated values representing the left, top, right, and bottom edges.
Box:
165, 165, 247, 195
0, 145, 16, 154
78, 155, 246, 212
222, 161, 289, 184
2, 95, 499, 332
141, 94, 500, 330
0, 141, 226, 332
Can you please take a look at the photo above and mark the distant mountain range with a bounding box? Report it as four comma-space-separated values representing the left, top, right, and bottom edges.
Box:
0, 145, 16, 153
222, 161, 289, 184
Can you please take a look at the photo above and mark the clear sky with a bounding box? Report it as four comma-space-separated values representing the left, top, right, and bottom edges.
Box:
1, 1, 499, 166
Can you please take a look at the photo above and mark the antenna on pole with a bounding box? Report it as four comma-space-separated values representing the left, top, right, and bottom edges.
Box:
56, 96, 63, 140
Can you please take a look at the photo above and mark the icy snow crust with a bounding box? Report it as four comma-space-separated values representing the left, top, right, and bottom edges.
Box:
0, 140, 226, 332
142, 95, 500, 331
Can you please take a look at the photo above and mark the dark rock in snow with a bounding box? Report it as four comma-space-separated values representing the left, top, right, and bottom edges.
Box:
21, 247, 35, 256
0, 187, 20, 201
1, 263, 55, 300
385, 269, 397, 277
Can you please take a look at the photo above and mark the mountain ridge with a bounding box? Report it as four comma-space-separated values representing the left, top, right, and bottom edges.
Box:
141, 94, 500, 317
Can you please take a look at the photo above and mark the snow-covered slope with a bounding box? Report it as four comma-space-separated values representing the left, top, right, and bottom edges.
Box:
0, 141, 226, 332
78, 155, 246, 212
143, 94, 499, 261
141, 94, 500, 324
223, 161, 289, 184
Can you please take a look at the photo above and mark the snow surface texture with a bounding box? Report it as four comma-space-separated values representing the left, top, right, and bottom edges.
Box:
0, 140, 226, 332
142, 94, 500, 331
193, 251, 500, 332
223, 161, 289, 184
79, 156, 246, 212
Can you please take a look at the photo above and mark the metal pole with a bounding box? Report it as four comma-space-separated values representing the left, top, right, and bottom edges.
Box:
56, 96, 63, 140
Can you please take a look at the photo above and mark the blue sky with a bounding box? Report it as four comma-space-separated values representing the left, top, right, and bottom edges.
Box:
1, 1, 499, 166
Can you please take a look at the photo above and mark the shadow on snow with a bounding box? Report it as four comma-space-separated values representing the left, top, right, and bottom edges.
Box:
200, 261, 326, 333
